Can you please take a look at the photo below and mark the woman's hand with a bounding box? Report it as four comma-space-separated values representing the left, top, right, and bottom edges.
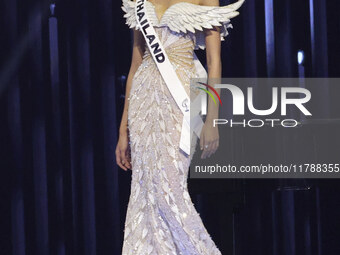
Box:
200, 118, 219, 159
115, 131, 132, 171
116, 30, 144, 171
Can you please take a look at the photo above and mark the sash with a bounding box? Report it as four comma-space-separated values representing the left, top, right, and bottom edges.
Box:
135, 0, 204, 155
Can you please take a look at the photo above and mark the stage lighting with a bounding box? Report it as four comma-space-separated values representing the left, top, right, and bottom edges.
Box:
297, 50, 305, 65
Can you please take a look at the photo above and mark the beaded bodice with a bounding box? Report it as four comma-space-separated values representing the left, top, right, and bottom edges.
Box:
141, 27, 197, 90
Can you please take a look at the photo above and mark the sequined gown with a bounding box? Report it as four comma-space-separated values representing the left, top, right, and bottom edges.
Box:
121, 0, 244, 254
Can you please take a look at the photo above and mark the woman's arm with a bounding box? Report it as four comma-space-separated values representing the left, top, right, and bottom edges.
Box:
202, 0, 222, 119
119, 30, 145, 135
200, 0, 222, 159
116, 30, 145, 171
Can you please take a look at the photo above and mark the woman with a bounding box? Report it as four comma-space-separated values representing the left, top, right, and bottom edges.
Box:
116, 0, 244, 253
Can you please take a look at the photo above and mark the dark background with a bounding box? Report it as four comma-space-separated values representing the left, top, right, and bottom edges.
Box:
0, 0, 340, 254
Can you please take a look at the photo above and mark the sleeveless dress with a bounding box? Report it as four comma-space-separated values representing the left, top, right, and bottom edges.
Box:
121, 1, 244, 254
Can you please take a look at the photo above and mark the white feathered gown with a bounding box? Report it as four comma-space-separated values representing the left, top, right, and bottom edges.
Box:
121, 1, 244, 254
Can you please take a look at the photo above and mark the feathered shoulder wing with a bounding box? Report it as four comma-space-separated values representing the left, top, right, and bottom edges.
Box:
121, 0, 138, 29
161, 0, 244, 49
121, 0, 159, 30
121, 0, 245, 49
